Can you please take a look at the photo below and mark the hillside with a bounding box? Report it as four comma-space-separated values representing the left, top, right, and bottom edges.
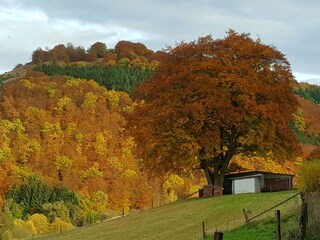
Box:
297, 96, 320, 135
1, 38, 320, 239
36, 191, 299, 240
0, 67, 206, 239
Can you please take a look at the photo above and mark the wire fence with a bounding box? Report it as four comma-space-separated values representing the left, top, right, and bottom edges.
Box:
19, 191, 305, 240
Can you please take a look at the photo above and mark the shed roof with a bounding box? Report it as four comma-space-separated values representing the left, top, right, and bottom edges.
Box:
225, 171, 294, 179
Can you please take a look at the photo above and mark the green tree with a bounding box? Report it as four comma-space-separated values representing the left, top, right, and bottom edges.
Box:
5, 176, 78, 217
132, 30, 301, 196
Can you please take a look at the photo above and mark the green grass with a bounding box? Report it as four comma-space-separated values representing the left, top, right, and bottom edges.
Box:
210, 213, 299, 240
36, 190, 299, 240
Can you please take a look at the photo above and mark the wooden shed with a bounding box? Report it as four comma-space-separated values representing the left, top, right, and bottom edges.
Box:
223, 171, 294, 195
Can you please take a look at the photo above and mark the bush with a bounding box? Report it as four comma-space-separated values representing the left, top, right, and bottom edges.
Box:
298, 160, 320, 192
84, 212, 101, 225
42, 201, 71, 223
28, 213, 50, 235
0, 230, 12, 240
11, 219, 33, 239
50, 217, 73, 233
306, 191, 320, 239
296, 161, 320, 239
0, 208, 13, 239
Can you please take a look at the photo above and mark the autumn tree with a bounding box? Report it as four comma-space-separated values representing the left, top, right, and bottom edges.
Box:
66, 43, 87, 62
131, 30, 301, 196
115, 41, 154, 60
88, 42, 107, 58
32, 48, 49, 64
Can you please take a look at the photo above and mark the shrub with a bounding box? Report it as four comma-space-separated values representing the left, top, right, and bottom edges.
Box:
0, 208, 13, 240
42, 201, 71, 223
298, 160, 320, 192
50, 217, 73, 233
11, 219, 33, 239
28, 213, 50, 235
306, 191, 320, 239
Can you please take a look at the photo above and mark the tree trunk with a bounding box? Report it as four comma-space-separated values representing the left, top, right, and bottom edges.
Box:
58, 170, 63, 181
213, 171, 225, 196
212, 146, 236, 196
200, 158, 214, 186
204, 167, 213, 185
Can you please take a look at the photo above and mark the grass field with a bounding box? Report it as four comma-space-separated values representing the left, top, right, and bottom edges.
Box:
218, 214, 298, 240
36, 190, 300, 240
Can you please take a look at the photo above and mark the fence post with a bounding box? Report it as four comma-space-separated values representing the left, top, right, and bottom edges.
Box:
213, 231, 223, 240
300, 192, 308, 240
202, 221, 206, 239
275, 210, 281, 240
243, 209, 249, 224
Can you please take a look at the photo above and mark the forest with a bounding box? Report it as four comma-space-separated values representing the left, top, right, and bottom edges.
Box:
0, 32, 320, 239
294, 82, 320, 104
33, 64, 155, 94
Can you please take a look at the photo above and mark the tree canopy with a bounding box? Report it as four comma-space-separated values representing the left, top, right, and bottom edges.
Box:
131, 30, 301, 195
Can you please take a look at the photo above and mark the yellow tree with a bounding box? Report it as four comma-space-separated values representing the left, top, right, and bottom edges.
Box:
0, 71, 151, 209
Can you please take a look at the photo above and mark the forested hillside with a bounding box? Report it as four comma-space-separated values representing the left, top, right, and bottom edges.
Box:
33, 64, 155, 94
294, 83, 320, 104
0, 37, 320, 238
0, 68, 206, 238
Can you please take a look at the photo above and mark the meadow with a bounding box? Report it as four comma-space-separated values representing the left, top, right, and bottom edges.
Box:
36, 190, 299, 240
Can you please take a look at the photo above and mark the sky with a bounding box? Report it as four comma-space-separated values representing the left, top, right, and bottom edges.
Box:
1, 0, 320, 84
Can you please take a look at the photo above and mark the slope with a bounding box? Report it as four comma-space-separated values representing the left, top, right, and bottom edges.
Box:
37, 190, 299, 240
296, 96, 320, 157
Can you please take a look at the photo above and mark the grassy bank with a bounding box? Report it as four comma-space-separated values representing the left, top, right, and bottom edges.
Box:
36, 190, 299, 240
213, 214, 298, 240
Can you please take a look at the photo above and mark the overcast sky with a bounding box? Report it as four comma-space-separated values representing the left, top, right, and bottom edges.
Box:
1, 0, 320, 84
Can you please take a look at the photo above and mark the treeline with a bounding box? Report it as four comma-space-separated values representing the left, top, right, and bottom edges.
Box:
289, 121, 320, 145
34, 64, 154, 93
32, 41, 167, 65
1, 176, 107, 238
294, 83, 320, 104
6, 176, 81, 222
289, 107, 320, 145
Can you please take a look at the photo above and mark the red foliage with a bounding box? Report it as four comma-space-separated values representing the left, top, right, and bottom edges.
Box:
115, 41, 154, 60
131, 31, 301, 195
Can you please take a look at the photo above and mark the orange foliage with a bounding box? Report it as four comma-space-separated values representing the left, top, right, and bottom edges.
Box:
0, 70, 150, 210
115, 41, 154, 60
307, 147, 320, 160
132, 30, 301, 195
296, 96, 320, 134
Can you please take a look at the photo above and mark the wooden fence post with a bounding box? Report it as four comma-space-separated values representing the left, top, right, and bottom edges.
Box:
300, 192, 308, 240
243, 209, 249, 224
300, 201, 308, 240
213, 231, 223, 240
275, 210, 281, 240
202, 221, 206, 239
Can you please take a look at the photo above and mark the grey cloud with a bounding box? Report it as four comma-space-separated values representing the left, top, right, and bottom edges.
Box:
1, 0, 320, 83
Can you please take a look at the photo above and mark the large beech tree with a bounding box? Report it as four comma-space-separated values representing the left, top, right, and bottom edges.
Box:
131, 30, 301, 195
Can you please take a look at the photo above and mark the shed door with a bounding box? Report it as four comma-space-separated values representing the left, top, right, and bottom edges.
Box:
233, 177, 258, 194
